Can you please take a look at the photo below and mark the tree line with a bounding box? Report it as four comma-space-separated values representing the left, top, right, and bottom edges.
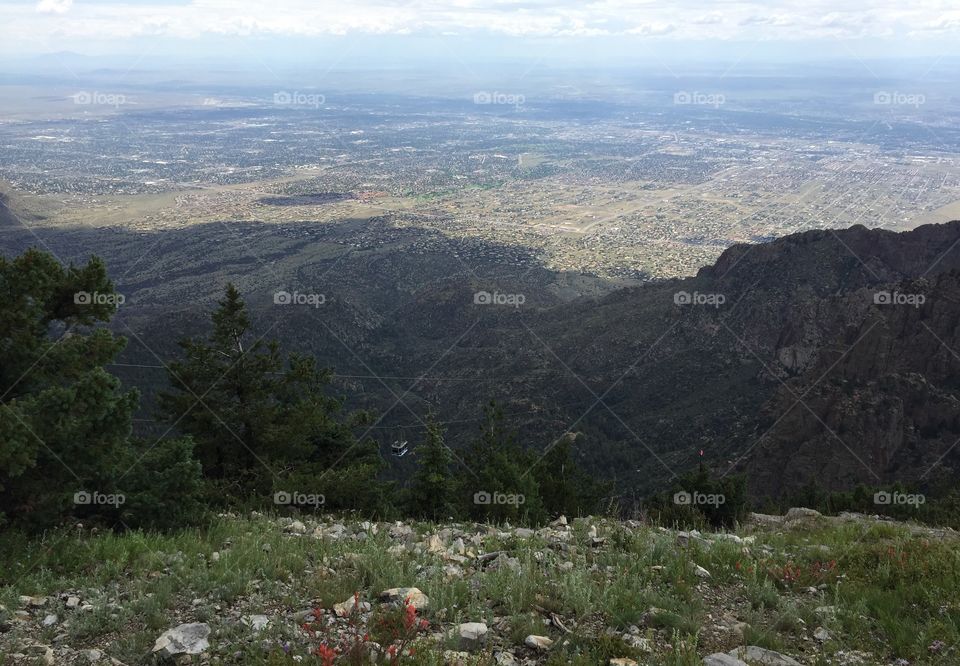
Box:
0, 250, 611, 531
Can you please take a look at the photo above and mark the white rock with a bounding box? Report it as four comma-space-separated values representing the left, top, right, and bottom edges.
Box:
379, 587, 429, 610
65, 596, 81, 609
814, 626, 830, 641
42, 614, 58, 627
704, 655, 749, 666
82, 649, 103, 663
285, 520, 307, 534
694, 564, 711, 578
426, 534, 445, 553
18, 595, 46, 607
242, 614, 270, 630
333, 597, 371, 617
785, 507, 822, 521
524, 634, 553, 650
152, 622, 211, 657
451, 622, 488, 650
728, 646, 802, 666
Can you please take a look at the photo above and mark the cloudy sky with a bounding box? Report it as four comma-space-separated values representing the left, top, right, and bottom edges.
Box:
3, 0, 959, 62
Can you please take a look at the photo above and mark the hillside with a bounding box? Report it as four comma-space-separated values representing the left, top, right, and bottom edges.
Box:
0, 182, 46, 227
1, 511, 957, 665
2, 186, 960, 499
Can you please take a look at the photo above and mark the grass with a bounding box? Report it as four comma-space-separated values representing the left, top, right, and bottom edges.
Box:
1, 513, 959, 664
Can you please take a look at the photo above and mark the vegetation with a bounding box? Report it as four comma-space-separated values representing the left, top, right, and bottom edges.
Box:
0, 249, 608, 533
0, 249, 202, 531
2, 512, 958, 664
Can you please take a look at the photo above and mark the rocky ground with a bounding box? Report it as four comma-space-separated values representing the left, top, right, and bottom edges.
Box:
1, 510, 958, 665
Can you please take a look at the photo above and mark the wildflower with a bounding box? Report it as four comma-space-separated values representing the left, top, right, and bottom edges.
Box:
403, 599, 417, 630
314, 643, 337, 666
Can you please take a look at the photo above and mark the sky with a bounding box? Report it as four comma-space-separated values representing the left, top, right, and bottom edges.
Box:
2, 0, 959, 65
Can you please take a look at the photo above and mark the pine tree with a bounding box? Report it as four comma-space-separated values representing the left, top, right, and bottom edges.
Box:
458, 401, 545, 524
533, 433, 611, 518
0, 249, 201, 530
406, 413, 458, 520
160, 284, 387, 511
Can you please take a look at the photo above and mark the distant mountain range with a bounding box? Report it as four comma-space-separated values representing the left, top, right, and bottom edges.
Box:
2, 182, 959, 501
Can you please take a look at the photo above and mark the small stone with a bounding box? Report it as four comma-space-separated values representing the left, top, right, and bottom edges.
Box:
22, 645, 55, 666
211, 551, 220, 562
494, 651, 517, 665
442, 650, 471, 665
451, 622, 488, 651
813, 626, 830, 642
334, 597, 371, 617
426, 534, 445, 553
728, 646, 802, 666
550, 515, 568, 527
65, 596, 81, 609
242, 614, 270, 631
610, 659, 638, 666
694, 564, 711, 578
379, 587, 429, 610
152, 622, 211, 657
524, 635, 553, 650
285, 520, 307, 534
515, 528, 535, 538
785, 507, 822, 521
42, 614, 58, 627
704, 655, 749, 666
18, 595, 46, 608
83, 649, 103, 663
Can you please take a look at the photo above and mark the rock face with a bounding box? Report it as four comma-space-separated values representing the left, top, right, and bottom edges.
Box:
152, 622, 211, 657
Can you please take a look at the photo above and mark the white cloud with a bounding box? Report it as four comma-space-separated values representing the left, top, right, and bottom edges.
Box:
35, 0, 72, 14
5, 0, 960, 51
